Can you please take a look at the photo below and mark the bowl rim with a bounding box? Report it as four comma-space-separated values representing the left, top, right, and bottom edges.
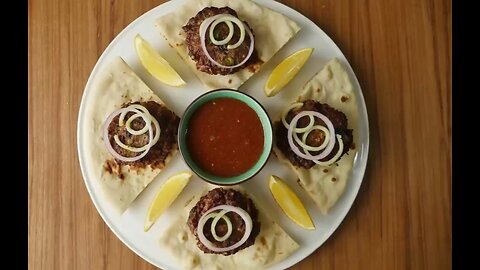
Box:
178, 88, 273, 186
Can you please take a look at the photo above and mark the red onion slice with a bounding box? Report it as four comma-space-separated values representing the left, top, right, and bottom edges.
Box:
197, 205, 253, 253
102, 107, 153, 162
287, 111, 336, 160
199, 14, 255, 69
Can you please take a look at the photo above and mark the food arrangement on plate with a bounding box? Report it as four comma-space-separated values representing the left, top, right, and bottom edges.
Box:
155, 0, 300, 89
78, 0, 368, 269
273, 58, 359, 214
159, 187, 299, 269
83, 57, 180, 213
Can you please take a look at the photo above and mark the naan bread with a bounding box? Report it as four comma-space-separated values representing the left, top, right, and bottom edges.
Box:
159, 186, 299, 270
155, 0, 300, 90
273, 58, 359, 214
83, 57, 178, 214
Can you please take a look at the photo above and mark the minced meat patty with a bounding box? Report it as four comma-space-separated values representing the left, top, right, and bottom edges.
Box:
183, 7, 260, 75
107, 101, 179, 169
187, 188, 261, 256
275, 100, 354, 169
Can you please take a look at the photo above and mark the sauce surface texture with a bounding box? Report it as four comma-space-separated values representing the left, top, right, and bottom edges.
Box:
187, 98, 264, 177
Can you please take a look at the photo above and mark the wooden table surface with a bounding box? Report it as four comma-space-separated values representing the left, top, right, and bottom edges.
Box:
28, 0, 452, 269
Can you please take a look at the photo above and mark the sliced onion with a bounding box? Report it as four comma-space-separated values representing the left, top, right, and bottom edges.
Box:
110, 104, 161, 152
210, 210, 233, 242
199, 14, 254, 69
113, 134, 149, 153
294, 125, 330, 152
119, 104, 149, 126
103, 107, 153, 162
209, 19, 234, 46
287, 111, 336, 160
206, 15, 246, 49
119, 105, 150, 137
197, 205, 253, 253
122, 108, 161, 146
281, 102, 315, 133
198, 211, 233, 242
312, 135, 344, 166
281, 102, 302, 128
223, 17, 246, 49
125, 113, 148, 135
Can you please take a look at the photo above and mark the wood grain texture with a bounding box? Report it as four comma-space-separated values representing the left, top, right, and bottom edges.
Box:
28, 0, 452, 269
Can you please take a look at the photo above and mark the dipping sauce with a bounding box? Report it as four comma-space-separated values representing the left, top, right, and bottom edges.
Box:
187, 98, 264, 177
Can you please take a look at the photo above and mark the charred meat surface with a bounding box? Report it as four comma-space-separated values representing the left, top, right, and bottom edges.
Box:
275, 100, 353, 169
182, 7, 260, 75
187, 188, 261, 255
107, 101, 180, 169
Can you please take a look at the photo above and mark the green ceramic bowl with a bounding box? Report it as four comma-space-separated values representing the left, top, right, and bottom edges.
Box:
178, 89, 273, 186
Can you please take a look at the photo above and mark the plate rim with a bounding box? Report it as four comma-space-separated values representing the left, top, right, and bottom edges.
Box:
77, 0, 370, 269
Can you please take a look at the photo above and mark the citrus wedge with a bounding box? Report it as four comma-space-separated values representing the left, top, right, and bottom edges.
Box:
134, 34, 186, 87
144, 171, 192, 232
264, 48, 313, 97
268, 175, 315, 230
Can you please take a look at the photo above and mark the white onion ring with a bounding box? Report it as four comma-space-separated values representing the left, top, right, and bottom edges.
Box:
209, 19, 234, 46
197, 205, 253, 253
110, 104, 161, 152
119, 105, 155, 138
125, 113, 148, 135
210, 210, 233, 242
113, 134, 150, 153
103, 108, 153, 162
198, 211, 233, 242
295, 125, 330, 152
281, 102, 315, 133
312, 135, 344, 166
281, 102, 302, 129
199, 14, 255, 69
287, 111, 336, 160
223, 17, 246, 50
122, 111, 161, 146
119, 104, 148, 126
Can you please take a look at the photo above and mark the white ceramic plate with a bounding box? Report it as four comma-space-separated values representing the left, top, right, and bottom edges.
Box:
77, 0, 369, 269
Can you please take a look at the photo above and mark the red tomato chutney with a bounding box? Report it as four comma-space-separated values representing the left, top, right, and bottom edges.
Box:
186, 98, 264, 177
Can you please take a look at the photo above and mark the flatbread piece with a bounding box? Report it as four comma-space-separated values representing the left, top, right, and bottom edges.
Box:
83, 57, 178, 213
156, 0, 301, 90
159, 186, 299, 270
273, 58, 360, 214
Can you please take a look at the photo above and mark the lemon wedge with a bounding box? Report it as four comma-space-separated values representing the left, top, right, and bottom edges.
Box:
264, 48, 313, 97
134, 34, 186, 87
144, 171, 192, 232
268, 175, 315, 230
